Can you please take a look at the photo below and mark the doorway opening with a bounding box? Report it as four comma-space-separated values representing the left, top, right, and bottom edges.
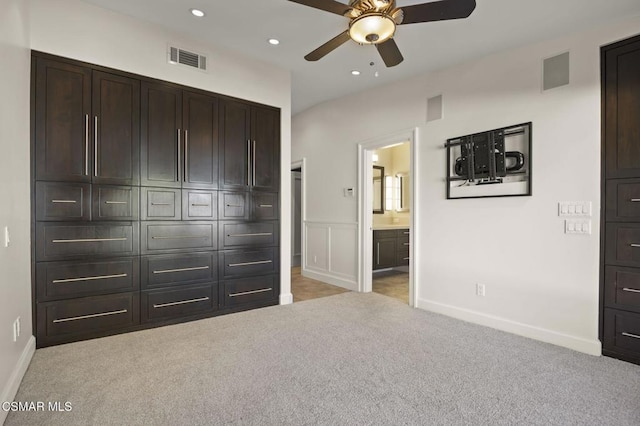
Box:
358, 129, 418, 307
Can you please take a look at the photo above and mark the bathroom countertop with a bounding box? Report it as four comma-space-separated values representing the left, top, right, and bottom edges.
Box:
372, 225, 410, 230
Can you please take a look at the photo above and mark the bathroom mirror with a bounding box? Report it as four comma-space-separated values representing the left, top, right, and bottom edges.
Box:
373, 165, 384, 214
397, 172, 409, 212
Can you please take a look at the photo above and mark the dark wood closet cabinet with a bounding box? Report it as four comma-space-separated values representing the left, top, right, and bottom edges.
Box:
601, 34, 640, 365
31, 51, 281, 347
34, 58, 140, 185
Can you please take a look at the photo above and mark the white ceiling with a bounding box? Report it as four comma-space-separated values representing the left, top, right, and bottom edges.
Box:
81, 0, 640, 114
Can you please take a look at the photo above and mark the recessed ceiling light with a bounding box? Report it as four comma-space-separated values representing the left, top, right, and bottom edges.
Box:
190, 8, 205, 17
351, 70, 361, 76
268, 39, 280, 46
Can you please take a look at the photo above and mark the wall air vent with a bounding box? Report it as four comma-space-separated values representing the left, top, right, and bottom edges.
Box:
168, 45, 207, 71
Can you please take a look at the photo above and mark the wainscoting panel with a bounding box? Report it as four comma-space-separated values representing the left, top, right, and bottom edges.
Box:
304, 222, 358, 291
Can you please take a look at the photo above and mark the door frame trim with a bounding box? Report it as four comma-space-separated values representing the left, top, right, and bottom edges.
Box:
357, 128, 419, 307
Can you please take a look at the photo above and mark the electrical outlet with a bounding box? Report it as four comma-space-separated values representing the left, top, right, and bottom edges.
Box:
476, 283, 486, 297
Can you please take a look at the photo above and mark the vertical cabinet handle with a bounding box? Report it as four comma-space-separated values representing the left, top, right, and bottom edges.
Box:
377, 242, 380, 265
84, 114, 89, 175
94, 116, 99, 177
247, 140, 251, 186
177, 129, 181, 182
253, 140, 257, 186
184, 130, 189, 182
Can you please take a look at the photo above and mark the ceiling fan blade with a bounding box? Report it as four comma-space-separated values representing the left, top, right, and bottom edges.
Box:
288, 0, 352, 16
400, 0, 476, 25
376, 39, 404, 67
305, 31, 351, 61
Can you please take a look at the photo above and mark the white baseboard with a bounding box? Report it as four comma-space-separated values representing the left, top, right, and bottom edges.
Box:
279, 293, 293, 305
417, 298, 602, 356
303, 269, 358, 292
1, 335, 36, 425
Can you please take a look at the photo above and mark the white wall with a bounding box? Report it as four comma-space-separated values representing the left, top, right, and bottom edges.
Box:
0, 0, 35, 422
292, 16, 640, 354
29, 0, 293, 304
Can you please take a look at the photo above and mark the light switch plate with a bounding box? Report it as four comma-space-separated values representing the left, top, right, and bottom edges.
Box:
559, 202, 592, 217
565, 219, 591, 235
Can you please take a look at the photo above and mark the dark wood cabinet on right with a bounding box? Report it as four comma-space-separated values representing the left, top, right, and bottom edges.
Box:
373, 229, 410, 270
601, 34, 640, 365
219, 100, 280, 192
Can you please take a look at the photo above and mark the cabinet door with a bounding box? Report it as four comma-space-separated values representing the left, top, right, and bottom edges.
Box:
251, 107, 280, 191
183, 91, 219, 189
141, 82, 182, 188
183, 190, 217, 221
34, 57, 92, 182
604, 40, 640, 178
374, 238, 397, 269
92, 71, 140, 185
219, 100, 251, 190
92, 185, 139, 221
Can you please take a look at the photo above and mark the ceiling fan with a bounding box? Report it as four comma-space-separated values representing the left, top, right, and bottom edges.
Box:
288, 0, 476, 67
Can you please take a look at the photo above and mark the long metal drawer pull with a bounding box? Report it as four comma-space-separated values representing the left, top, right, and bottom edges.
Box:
630, 199, 640, 202
403, 243, 410, 246
228, 260, 273, 267
153, 297, 209, 309
177, 129, 181, 182
151, 235, 208, 240
151, 202, 172, 206
259, 204, 273, 208
226, 204, 243, 207
403, 232, 410, 235
53, 309, 127, 323
228, 233, 272, 237
94, 116, 99, 177
52, 237, 127, 243
247, 140, 251, 185
105, 201, 128, 205
229, 288, 272, 297
52, 273, 128, 284
630, 244, 640, 248
51, 200, 77, 204
85, 114, 89, 175
403, 257, 410, 260
191, 203, 210, 207
622, 287, 640, 293
622, 332, 640, 340
252, 140, 257, 186
153, 266, 210, 274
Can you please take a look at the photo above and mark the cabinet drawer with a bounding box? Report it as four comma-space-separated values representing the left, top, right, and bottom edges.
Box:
183, 190, 217, 220
141, 188, 181, 220
141, 284, 216, 323
141, 252, 217, 289
374, 230, 397, 239
36, 182, 90, 221
36, 257, 139, 301
219, 248, 279, 279
606, 179, 640, 221
141, 222, 217, 254
219, 191, 249, 220
37, 292, 139, 342
397, 229, 410, 238
397, 249, 410, 266
36, 222, 138, 261
222, 275, 278, 307
605, 223, 640, 267
604, 309, 640, 359
252, 192, 278, 220
604, 266, 640, 313
93, 186, 139, 220
219, 221, 278, 249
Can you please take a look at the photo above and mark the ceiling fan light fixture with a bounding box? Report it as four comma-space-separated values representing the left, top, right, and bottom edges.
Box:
349, 13, 396, 45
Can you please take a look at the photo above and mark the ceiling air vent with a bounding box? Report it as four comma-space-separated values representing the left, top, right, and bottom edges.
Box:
168, 45, 207, 71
